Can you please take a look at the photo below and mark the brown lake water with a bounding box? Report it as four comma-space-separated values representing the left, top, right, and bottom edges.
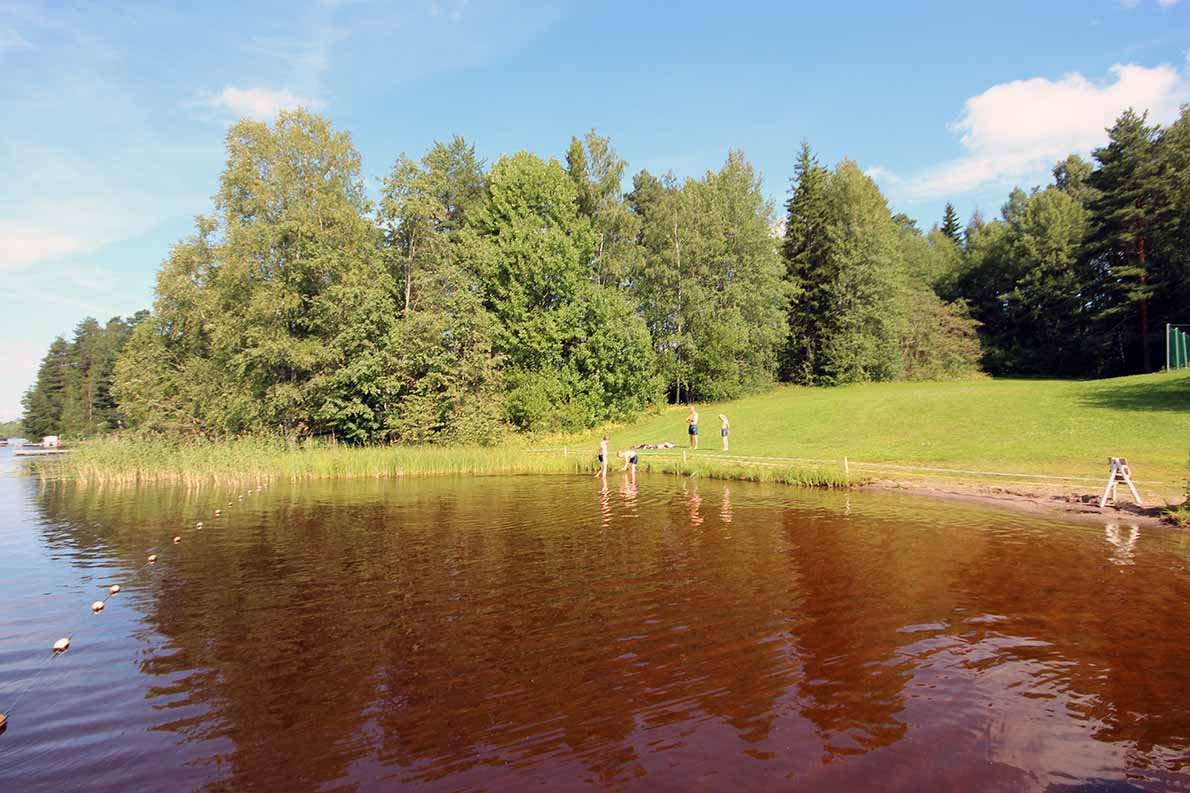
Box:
1, 449, 1189, 792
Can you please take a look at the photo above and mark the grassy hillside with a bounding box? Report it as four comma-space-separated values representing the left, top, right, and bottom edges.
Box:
571, 370, 1190, 499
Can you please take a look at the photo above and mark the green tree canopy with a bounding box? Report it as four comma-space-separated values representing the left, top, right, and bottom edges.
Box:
116, 110, 400, 442
462, 152, 659, 430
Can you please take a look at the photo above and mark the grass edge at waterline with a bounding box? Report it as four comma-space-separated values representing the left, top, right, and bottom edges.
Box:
636, 455, 849, 488
28, 436, 849, 489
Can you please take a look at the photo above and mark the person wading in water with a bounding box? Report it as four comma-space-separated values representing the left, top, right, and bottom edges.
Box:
595, 434, 609, 478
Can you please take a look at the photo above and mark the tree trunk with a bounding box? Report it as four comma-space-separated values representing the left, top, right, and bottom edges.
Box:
1136, 209, 1151, 373
405, 240, 415, 315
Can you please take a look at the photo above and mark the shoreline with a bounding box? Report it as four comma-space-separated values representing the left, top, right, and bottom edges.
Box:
864, 479, 1180, 528
20, 441, 1185, 527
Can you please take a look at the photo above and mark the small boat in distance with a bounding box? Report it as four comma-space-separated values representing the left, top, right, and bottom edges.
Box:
13, 435, 70, 456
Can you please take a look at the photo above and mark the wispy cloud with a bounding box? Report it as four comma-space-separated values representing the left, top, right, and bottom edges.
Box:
430, 0, 470, 20
193, 85, 325, 121
0, 222, 86, 271
0, 27, 32, 51
864, 165, 901, 185
894, 57, 1190, 198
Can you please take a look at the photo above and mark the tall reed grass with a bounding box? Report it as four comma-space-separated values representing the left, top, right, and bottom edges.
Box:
30, 436, 851, 490
31, 436, 586, 486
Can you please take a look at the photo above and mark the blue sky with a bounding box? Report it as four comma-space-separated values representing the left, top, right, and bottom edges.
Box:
2, 0, 1190, 420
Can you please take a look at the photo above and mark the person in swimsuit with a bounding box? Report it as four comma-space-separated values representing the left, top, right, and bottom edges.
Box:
719, 413, 729, 451
687, 404, 699, 449
619, 448, 639, 480
595, 434, 609, 477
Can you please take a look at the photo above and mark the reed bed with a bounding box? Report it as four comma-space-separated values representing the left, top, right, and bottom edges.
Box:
30, 436, 850, 490
30, 436, 587, 486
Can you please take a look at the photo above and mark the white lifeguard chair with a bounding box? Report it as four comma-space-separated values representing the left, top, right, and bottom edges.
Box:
1099, 457, 1142, 508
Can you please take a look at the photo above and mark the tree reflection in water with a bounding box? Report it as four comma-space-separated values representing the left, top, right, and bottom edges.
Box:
21, 476, 1190, 792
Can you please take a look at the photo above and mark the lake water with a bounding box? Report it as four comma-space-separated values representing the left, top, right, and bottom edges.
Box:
1, 448, 1188, 792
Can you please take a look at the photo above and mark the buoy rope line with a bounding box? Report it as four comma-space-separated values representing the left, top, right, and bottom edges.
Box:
0, 482, 269, 736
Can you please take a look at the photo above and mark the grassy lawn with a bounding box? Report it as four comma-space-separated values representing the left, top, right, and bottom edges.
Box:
570, 370, 1190, 499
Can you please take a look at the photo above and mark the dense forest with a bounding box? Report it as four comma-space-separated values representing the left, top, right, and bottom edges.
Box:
20, 107, 1190, 443
21, 314, 146, 439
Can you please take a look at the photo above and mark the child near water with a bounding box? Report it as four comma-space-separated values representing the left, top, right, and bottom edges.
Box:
719, 414, 729, 451
619, 448, 639, 479
687, 405, 699, 449
595, 434, 609, 477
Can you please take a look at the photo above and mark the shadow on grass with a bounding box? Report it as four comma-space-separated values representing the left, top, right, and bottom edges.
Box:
1077, 375, 1190, 412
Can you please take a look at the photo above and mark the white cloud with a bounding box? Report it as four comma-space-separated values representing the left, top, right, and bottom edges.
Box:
0, 191, 169, 273
0, 222, 86, 270
194, 85, 324, 121
0, 27, 31, 51
902, 59, 1190, 198
1158, 0, 1181, 6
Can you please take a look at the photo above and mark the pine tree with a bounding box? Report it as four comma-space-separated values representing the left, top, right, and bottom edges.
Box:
21, 337, 71, 438
782, 154, 907, 384
940, 202, 963, 244
780, 142, 832, 382
1088, 109, 1160, 372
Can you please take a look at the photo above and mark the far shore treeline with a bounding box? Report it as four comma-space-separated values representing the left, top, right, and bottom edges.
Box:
20, 107, 1190, 444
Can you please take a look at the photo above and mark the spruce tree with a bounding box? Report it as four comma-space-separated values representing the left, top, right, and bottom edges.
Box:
780, 142, 832, 383
1088, 109, 1159, 372
21, 337, 71, 438
940, 202, 963, 245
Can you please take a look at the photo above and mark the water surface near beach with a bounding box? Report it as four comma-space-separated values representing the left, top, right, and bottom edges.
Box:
1, 449, 1189, 792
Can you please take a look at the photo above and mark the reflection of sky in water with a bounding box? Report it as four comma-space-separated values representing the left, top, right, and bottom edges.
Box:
0, 471, 1187, 792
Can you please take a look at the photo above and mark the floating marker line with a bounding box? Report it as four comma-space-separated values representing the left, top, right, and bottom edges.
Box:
1, 490, 242, 735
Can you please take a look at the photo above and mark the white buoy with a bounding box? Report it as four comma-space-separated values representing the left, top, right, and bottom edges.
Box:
91, 601, 104, 613
147, 554, 158, 563
215, 510, 221, 516
196, 521, 204, 529
173, 536, 182, 544
53, 637, 70, 652
109, 584, 121, 595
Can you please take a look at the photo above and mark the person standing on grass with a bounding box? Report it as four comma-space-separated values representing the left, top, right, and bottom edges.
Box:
595, 434, 609, 478
687, 404, 699, 450
719, 414, 729, 452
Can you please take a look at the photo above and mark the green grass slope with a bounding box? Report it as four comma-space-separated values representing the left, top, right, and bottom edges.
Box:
576, 370, 1190, 499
